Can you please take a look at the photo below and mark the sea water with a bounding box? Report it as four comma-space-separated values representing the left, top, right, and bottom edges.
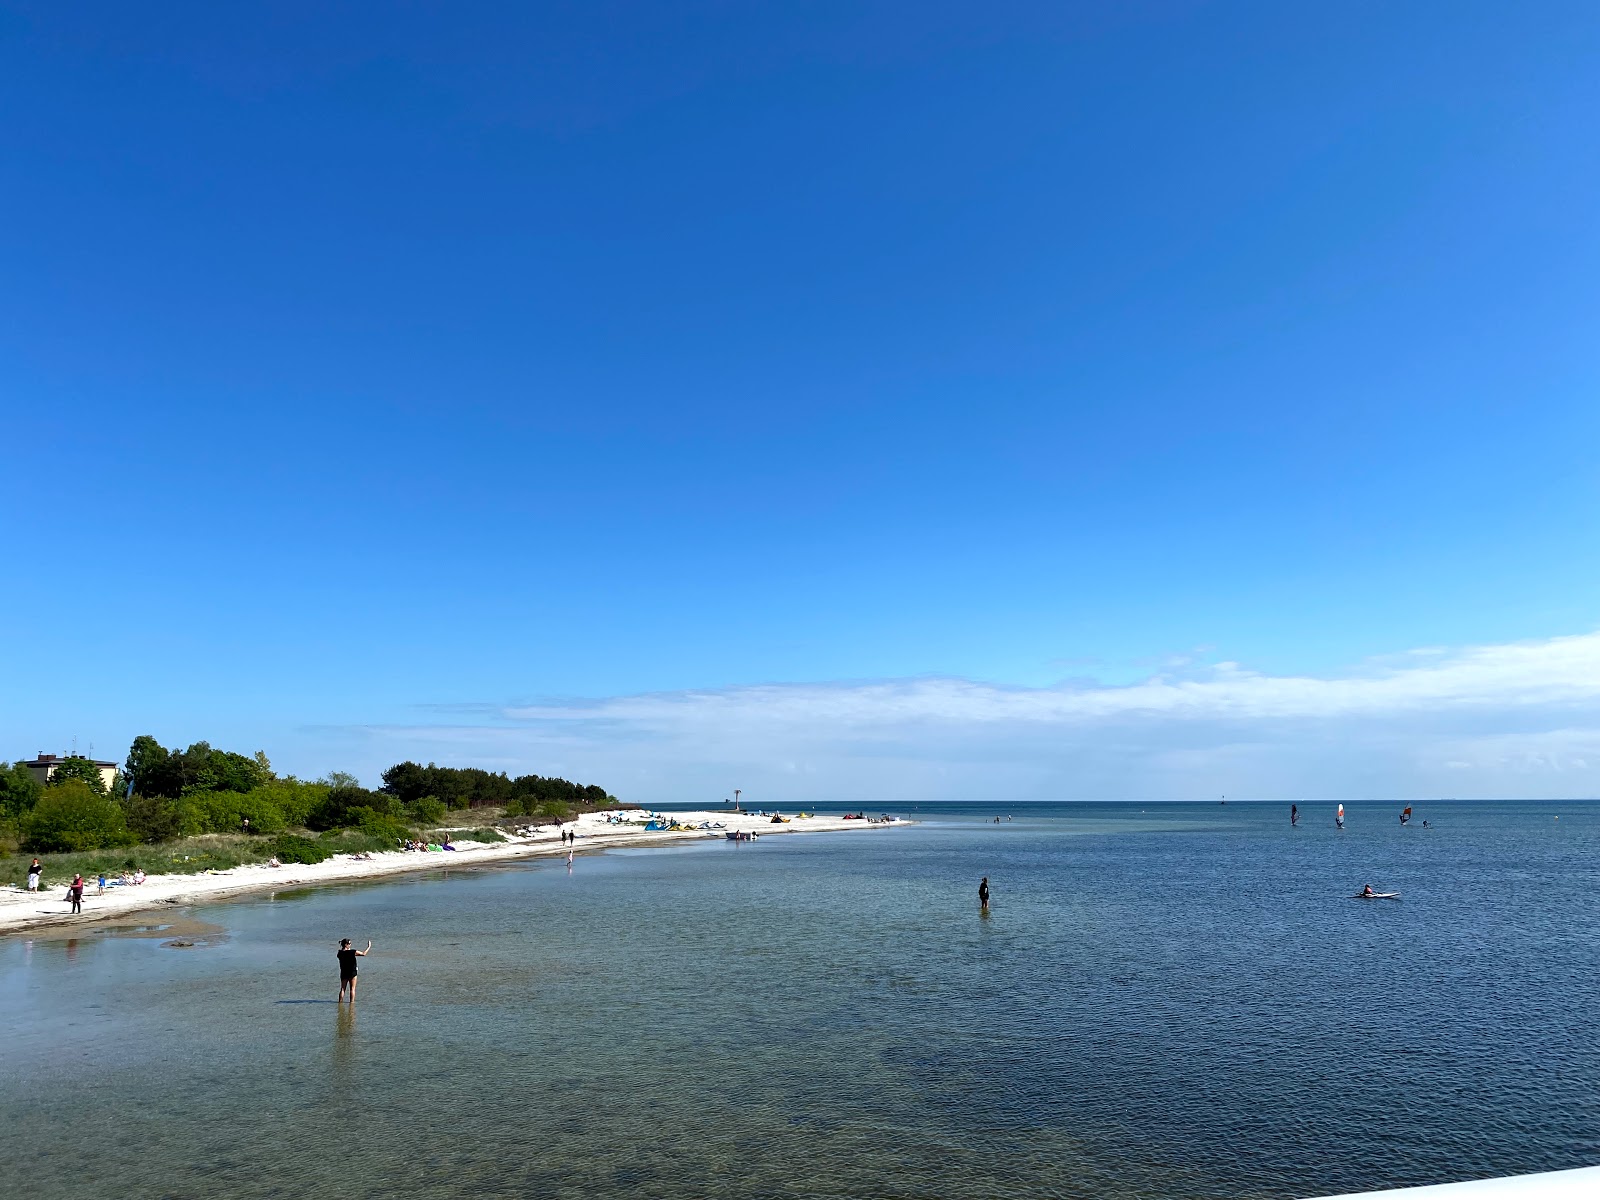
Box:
3, 800, 1598, 1199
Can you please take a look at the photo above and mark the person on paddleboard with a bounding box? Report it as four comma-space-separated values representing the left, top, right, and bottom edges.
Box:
1361, 884, 1375, 898
1291, 804, 1298, 826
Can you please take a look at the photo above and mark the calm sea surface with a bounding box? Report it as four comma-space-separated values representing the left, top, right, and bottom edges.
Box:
3, 800, 1598, 1199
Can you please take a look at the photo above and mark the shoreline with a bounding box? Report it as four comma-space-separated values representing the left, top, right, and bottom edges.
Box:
0, 809, 907, 937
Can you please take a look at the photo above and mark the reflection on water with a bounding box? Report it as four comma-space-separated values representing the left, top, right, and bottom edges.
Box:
2, 801, 1598, 1200
332, 1003, 357, 1083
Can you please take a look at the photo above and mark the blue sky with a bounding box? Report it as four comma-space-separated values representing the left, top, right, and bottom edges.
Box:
4, 2, 1598, 800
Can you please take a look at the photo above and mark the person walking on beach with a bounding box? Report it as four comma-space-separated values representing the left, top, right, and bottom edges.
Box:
979, 876, 990, 911
26, 858, 42, 893
68, 874, 85, 914
337, 938, 372, 1003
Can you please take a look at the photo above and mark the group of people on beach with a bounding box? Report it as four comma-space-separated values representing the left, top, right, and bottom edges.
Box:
23, 860, 144, 914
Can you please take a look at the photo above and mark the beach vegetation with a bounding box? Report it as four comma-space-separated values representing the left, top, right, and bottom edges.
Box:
405, 795, 447, 824
1, 737, 623, 883
351, 808, 412, 844
270, 833, 334, 865
307, 783, 403, 831
1, 761, 44, 818
124, 735, 271, 799
116, 777, 329, 844
22, 779, 137, 852
444, 827, 507, 843
121, 791, 184, 844
177, 789, 293, 836
381, 761, 611, 812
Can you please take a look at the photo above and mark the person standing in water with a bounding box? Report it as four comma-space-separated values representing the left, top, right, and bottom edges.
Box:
978, 877, 990, 911
337, 938, 372, 1003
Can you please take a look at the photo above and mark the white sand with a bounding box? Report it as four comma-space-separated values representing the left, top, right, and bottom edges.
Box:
0, 809, 906, 936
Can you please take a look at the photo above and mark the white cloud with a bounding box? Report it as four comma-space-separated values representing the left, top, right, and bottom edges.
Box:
501, 630, 1600, 727
328, 630, 1600, 802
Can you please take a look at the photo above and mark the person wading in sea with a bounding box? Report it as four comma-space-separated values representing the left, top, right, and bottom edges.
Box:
337, 938, 372, 1003
979, 876, 990, 912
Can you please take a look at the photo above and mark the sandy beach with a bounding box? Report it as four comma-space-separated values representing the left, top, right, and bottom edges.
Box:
0, 809, 906, 937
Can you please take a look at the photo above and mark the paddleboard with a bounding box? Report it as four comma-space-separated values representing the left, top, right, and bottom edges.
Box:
1353, 892, 1400, 900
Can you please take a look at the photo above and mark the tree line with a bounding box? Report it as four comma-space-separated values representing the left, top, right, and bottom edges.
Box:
380, 761, 611, 812
0, 737, 616, 854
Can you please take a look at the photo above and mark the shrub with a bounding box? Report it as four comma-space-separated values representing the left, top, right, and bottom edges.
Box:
270, 834, 333, 865
257, 779, 327, 827
174, 789, 289, 836
449, 827, 506, 844
308, 785, 401, 831
351, 807, 411, 844
22, 780, 136, 852
120, 793, 182, 844
406, 795, 446, 824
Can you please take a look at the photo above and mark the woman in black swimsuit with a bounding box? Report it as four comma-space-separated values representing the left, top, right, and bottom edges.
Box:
338, 938, 372, 1003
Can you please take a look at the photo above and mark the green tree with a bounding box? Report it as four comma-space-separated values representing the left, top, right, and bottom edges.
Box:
203, 750, 266, 794
120, 791, 182, 844
381, 761, 428, 803
46, 756, 108, 795
176, 789, 288, 835
23, 779, 134, 852
307, 784, 400, 831
0, 761, 43, 819
252, 779, 326, 828
124, 735, 171, 796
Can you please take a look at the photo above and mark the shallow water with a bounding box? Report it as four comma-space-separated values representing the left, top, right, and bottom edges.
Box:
3, 801, 1598, 1199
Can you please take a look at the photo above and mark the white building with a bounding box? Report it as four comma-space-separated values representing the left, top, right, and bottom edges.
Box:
24, 753, 119, 793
